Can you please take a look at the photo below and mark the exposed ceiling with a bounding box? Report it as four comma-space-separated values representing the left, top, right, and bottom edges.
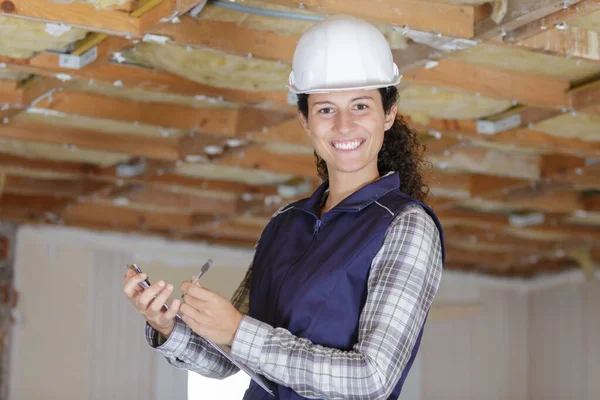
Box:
0, 0, 599, 279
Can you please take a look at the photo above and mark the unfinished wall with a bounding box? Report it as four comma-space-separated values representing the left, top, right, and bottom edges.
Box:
10, 224, 252, 400
528, 278, 600, 400
420, 273, 530, 400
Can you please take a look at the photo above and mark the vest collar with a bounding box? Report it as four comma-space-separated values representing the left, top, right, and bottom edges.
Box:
296, 171, 400, 216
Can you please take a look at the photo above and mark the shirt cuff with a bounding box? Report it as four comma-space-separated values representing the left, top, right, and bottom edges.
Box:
230, 315, 271, 370
145, 318, 192, 359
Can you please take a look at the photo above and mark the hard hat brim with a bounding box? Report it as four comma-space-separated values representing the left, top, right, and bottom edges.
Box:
287, 75, 403, 95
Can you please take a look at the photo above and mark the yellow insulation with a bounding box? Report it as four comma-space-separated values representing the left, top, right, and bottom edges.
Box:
0, 16, 87, 58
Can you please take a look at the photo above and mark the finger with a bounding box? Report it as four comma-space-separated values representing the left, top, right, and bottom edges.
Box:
184, 285, 214, 302
182, 293, 206, 310
161, 298, 181, 321
124, 268, 136, 281
182, 314, 203, 336
149, 284, 173, 313
179, 302, 204, 322
123, 273, 148, 298
137, 280, 166, 310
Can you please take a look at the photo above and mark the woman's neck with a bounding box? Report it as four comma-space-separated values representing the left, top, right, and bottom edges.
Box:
321, 166, 380, 215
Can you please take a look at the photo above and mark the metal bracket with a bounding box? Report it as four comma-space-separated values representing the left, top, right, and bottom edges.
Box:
476, 113, 522, 135
58, 46, 98, 70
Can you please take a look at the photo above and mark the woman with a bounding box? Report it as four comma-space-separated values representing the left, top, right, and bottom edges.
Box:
123, 14, 444, 400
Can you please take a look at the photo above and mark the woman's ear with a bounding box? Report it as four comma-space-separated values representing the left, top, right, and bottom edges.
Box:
384, 103, 397, 131
297, 110, 311, 137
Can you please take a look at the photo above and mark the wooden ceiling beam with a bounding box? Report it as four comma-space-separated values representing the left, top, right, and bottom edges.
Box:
252, 0, 489, 38
0, 0, 198, 35
474, 0, 581, 40
215, 143, 316, 177
63, 200, 193, 231
34, 90, 240, 135
407, 116, 600, 158
403, 59, 571, 108
502, 0, 600, 43
507, 26, 600, 64
1, 174, 107, 198
0, 120, 181, 161
437, 208, 600, 241
150, 16, 298, 63
0, 57, 292, 110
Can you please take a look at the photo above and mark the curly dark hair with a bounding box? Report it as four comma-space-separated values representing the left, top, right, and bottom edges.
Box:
296, 86, 430, 203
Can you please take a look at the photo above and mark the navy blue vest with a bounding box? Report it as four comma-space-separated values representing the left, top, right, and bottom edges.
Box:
243, 172, 445, 400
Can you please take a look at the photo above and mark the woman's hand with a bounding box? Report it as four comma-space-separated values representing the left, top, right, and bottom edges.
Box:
123, 268, 180, 339
180, 281, 243, 346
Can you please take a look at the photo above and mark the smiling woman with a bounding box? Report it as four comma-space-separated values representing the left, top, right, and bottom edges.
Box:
125, 13, 445, 400
296, 86, 430, 206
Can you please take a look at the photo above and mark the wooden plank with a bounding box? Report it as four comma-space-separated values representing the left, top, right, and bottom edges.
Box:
63, 201, 193, 231
113, 186, 240, 215
216, 144, 316, 177
0, 0, 199, 35
0, 153, 99, 176
539, 154, 587, 178
35, 90, 239, 134
0, 0, 139, 34
474, 0, 581, 40
0, 56, 293, 110
407, 116, 600, 158
503, 0, 600, 43
0, 120, 180, 161
468, 174, 527, 199
0, 193, 71, 212
253, 0, 487, 38
403, 59, 571, 108
250, 118, 312, 147
511, 27, 600, 63
0, 81, 23, 105
569, 79, 600, 109
150, 16, 298, 62
2, 174, 107, 198
583, 194, 600, 212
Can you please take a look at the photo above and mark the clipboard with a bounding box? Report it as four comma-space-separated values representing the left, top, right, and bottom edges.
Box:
127, 263, 274, 396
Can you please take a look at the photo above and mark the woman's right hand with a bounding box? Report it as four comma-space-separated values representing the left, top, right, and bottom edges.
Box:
123, 268, 181, 339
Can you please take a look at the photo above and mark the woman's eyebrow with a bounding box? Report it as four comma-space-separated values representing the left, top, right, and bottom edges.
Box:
312, 96, 374, 106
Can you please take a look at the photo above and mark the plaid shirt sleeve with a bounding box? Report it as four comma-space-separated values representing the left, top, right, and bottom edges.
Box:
230, 204, 443, 399
144, 259, 253, 378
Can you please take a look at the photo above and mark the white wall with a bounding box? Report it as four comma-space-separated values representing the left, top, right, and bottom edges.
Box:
421, 273, 530, 400
10, 225, 252, 400
528, 278, 600, 400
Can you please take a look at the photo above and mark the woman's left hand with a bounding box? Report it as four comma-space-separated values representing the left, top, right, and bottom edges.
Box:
179, 281, 243, 346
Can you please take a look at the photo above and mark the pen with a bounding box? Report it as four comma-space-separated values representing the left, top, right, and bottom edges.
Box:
181, 259, 213, 298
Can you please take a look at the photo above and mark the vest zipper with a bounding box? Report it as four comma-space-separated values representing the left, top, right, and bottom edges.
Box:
272, 215, 321, 326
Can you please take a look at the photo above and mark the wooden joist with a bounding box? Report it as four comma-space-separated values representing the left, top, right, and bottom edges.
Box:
1, 57, 292, 109
502, 0, 600, 43
403, 59, 571, 108
252, 0, 490, 38
0, 0, 199, 35
0, 120, 181, 160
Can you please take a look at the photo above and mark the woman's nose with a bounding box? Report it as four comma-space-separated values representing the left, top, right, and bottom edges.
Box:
334, 111, 353, 134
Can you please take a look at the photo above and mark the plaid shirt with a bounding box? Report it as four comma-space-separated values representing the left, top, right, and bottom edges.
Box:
146, 203, 443, 399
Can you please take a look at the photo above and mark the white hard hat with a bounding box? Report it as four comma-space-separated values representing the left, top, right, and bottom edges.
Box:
288, 14, 402, 94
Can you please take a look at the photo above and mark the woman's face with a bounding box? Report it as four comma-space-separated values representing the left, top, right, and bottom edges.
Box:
298, 89, 396, 178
